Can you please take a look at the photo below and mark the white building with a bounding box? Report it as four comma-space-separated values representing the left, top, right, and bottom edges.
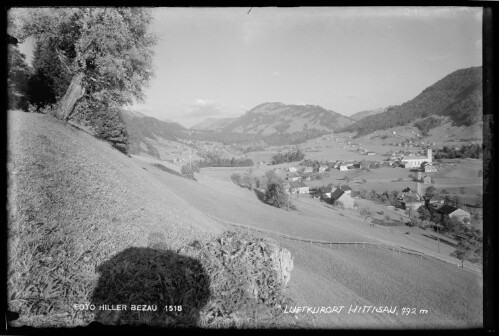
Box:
401, 148, 432, 169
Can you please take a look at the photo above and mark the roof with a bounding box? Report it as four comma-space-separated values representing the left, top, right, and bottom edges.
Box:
401, 194, 421, 203
436, 204, 459, 215
339, 185, 352, 191
330, 188, 345, 200
322, 187, 335, 193
289, 181, 308, 188
402, 156, 429, 161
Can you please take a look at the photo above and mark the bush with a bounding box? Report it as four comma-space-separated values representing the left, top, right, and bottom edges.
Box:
359, 206, 372, 217
178, 231, 294, 327
181, 164, 197, 181
264, 182, 290, 209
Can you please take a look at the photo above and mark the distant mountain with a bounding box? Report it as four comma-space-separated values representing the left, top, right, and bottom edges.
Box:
214, 102, 354, 135
190, 117, 237, 131
122, 109, 187, 158
339, 66, 482, 138
349, 107, 391, 121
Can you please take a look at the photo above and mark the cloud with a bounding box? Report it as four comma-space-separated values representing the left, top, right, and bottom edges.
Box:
269, 71, 283, 77
294, 102, 307, 105
185, 99, 224, 118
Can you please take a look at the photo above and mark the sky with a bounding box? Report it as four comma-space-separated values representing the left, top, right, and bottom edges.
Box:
18, 7, 482, 128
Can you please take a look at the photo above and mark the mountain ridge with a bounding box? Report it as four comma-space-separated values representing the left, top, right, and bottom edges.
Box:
339, 66, 482, 137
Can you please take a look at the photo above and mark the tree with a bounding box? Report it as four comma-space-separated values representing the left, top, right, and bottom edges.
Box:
424, 186, 436, 198
7, 44, 33, 110
417, 206, 431, 221
264, 182, 290, 209
12, 8, 156, 121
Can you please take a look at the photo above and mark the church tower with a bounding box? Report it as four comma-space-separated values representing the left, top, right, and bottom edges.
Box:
427, 148, 432, 163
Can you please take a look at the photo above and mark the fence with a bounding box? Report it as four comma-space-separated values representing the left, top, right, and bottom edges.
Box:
206, 214, 482, 273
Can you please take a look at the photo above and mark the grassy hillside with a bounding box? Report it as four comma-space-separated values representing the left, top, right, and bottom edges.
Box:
339, 66, 482, 137
349, 107, 390, 121
7, 110, 223, 327
9, 110, 482, 328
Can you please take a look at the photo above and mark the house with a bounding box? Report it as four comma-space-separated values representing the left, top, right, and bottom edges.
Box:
339, 165, 349, 171
318, 165, 328, 173
274, 168, 283, 173
339, 185, 352, 194
302, 167, 313, 173
322, 187, 335, 198
288, 167, 297, 173
434, 205, 471, 223
396, 194, 424, 211
330, 188, 355, 208
367, 152, 376, 156
422, 175, 432, 185
287, 174, 301, 182
401, 148, 432, 169
289, 181, 309, 194
422, 161, 438, 173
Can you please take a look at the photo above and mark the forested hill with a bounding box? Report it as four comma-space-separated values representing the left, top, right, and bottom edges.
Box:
338, 66, 482, 138
122, 109, 187, 156
218, 102, 354, 135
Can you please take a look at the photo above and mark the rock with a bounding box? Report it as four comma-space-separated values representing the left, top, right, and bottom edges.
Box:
265, 239, 294, 287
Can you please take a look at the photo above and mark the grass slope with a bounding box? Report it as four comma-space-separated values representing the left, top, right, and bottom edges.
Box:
134, 157, 483, 328
7, 110, 222, 327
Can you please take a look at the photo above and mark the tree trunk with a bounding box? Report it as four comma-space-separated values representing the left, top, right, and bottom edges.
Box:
57, 72, 85, 121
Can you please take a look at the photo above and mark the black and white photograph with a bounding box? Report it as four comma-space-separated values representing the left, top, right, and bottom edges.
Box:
6, 6, 487, 330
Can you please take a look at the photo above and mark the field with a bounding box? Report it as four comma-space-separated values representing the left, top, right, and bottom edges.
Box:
7, 110, 483, 329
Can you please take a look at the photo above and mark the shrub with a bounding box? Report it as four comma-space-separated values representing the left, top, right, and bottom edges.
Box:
178, 231, 294, 327
264, 182, 290, 209
359, 206, 372, 217
181, 164, 197, 181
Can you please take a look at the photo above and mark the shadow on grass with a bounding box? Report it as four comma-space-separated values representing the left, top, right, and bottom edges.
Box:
421, 233, 458, 248
91, 235, 210, 327
254, 188, 266, 203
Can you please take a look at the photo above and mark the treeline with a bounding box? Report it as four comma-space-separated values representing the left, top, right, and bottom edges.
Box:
414, 116, 442, 135
196, 153, 254, 167
271, 149, 305, 165
190, 129, 328, 147
351, 189, 400, 206
434, 144, 482, 159
338, 67, 482, 137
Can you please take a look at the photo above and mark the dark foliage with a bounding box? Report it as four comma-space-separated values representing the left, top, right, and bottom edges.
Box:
7, 44, 33, 110
71, 97, 130, 154
271, 149, 305, 165
434, 144, 482, 159
414, 116, 442, 135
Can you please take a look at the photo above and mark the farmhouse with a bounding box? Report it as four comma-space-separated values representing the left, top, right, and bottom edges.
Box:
401, 148, 432, 169
434, 205, 471, 223
302, 167, 313, 173
318, 165, 328, 173
339, 184, 352, 194
396, 194, 424, 211
289, 181, 309, 194
421, 161, 438, 173
339, 165, 349, 171
422, 175, 432, 185
287, 174, 301, 182
288, 166, 297, 173
322, 187, 335, 198
330, 188, 355, 209
367, 152, 376, 156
